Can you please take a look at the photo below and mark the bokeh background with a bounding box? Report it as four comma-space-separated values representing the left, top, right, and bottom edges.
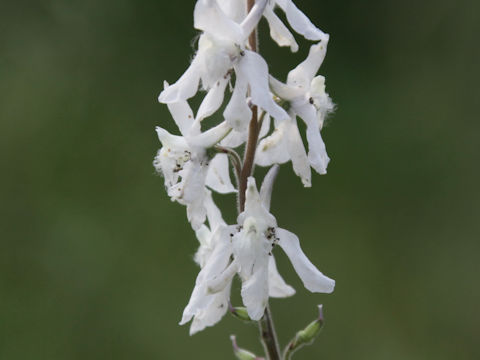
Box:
1, 0, 479, 359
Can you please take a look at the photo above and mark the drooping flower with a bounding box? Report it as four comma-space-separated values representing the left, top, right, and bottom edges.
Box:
230, 175, 335, 319
153, 94, 234, 229
185, 171, 335, 324
158, 0, 289, 132
256, 40, 334, 186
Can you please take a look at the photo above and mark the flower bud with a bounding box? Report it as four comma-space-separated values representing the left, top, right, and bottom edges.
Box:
284, 305, 325, 359
229, 303, 253, 322
230, 335, 264, 360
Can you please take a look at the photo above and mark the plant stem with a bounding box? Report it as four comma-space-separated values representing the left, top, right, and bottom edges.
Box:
259, 305, 282, 360
237, 1, 282, 359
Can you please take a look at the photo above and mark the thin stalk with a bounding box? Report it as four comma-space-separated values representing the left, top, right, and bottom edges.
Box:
258, 305, 282, 360
238, 1, 282, 360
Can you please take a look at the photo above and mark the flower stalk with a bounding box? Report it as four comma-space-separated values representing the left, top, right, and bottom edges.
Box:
154, 0, 336, 358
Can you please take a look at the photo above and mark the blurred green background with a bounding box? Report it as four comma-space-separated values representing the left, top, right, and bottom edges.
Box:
1, 0, 479, 359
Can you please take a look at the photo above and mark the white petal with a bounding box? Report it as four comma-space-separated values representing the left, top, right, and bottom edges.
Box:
194, 0, 243, 42
284, 119, 311, 187
158, 55, 202, 103
264, 6, 299, 52
240, 0, 268, 42
180, 230, 233, 325
189, 283, 231, 335
204, 190, 226, 232
155, 126, 189, 149
216, 0, 246, 23
269, 76, 303, 100
276, 228, 335, 294
240, 256, 269, 320
277, 0, 329, 41
164, 88, 199, 137
238, 177, 276, 228
206, 153, 237, 194
207, 259, 239, 293
287, 41, 328, 88
224, 72, 251, 132
196, 76, 229, 122
268, 255, 295, 298
256, 121, 291, 167
183, 167, 208, 230
296, 104, 330, 175
188, 121, 231, 149
259, 164, 279, 211
239, 51, 289, 121
259, 113, 271, 139
220, 129, 247, 148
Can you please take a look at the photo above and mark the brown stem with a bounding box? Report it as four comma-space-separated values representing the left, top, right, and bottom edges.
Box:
258, 305, 282, 360
238, 105, 259, 212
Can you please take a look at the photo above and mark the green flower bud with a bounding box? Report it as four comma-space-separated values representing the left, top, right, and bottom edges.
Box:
230, 335, 264, 360
284, 305, 325, 359
229, 304, 253, 322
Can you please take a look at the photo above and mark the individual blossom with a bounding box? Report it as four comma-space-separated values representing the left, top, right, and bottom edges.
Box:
158, 0, 289, 132
180, 168, 304, 334
256, 40, 334, 186
186, 169, 335, 323
154, 93, 234, 229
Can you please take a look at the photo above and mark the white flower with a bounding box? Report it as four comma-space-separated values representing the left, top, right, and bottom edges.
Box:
256, 40, 334, 186
180, 191, 235, 335
154, 95, 234, 229
264, 0, 329, 52
191, 170, 335, 323
158, 0, 289, 132
231, 175, 335, 319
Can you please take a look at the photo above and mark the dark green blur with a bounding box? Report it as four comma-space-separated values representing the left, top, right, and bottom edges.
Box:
1, 0, 479, 359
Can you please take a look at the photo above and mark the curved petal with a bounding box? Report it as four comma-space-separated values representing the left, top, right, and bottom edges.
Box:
268, 255, 295, 298
204, 190, 227, 231
196, 76, 229, 122
296, 104, 330, 175
269, 76, 303, 100
206, 153, 237, 194
164, 97, 200, 137
240, 0, 268, 42
256, 121, 291, 167
264, 6, 299, 52
239, 51, 289, 121
188, 121, 231, 149
277, 0, 329, 41
276, 228, 335, 293
224, 72, 251, 132
158, 55, 202, 103
287, 41, 328, 87
260, 164, 279, 211
285, 119, 311, 187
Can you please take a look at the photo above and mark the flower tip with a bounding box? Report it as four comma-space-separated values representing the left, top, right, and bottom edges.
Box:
317, 304, 324, 322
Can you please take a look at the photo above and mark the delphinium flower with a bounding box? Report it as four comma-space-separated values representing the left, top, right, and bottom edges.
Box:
154, 0, 337, 358
256, 40, 334, 187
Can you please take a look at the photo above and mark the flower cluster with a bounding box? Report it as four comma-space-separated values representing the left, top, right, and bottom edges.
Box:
155, 0, 335, 335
